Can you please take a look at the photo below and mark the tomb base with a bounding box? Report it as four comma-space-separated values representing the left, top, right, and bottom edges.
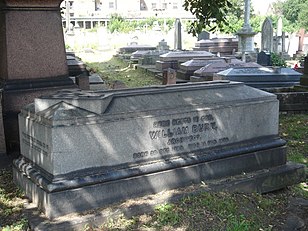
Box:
13, 141, 305, 219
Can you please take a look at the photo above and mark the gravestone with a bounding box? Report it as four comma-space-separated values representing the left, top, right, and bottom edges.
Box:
0, 0, 76, 152
156, 51, 214, 71
191, 59, 261, 82
14, 82, 305, 219
162, 68, 177, 85
214, 67, 302, 89
257, 51, 272, 66
198, 31, 210, 41
300, 56, 308, 86
157, 39, 170, 51
174, 18, 182, 50
261, 18, 273, 52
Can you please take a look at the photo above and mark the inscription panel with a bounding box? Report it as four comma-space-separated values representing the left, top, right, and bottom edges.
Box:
22, 132, 50, 156
133, 113, 230, 159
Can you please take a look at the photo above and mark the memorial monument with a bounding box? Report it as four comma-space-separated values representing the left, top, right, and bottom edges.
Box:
0, 0, 76, 152
14, 82, 305, 219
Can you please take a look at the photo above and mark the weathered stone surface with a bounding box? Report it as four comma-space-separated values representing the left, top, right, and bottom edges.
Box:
192, 59, 261, 81
156, 51, 214, 71
13, 81, 304, 219
0, 0, 76, 151
193, 38, 238, 55
215, 67, 302, 89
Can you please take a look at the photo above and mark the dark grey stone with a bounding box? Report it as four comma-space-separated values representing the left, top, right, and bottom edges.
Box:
215, 67, 302, 89
257, 51, 272, 66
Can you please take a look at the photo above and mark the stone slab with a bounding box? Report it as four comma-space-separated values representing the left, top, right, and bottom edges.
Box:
215, 67, 302, 89
194, 60, 261, 79
159, 51, 214, 62
14, 144, 295, 219
118, 45, 156, 54
22, 162, 305, 230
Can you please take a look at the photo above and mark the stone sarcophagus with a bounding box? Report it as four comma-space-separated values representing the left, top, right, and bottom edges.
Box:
13, 81, 305, 219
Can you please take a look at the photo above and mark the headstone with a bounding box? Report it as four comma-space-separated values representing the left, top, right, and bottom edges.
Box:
214, 67, 302, 89
155, 51, 214, 71
0, 0, 76, 152
257, 51, 272, 66
14, 82, 305, 219
157, 39, 170, 51
162, 68, 177, 85
198, 31, 210, 41
261, 18, 273, 52
300, 56, 308, 86
174, 18, 182, 50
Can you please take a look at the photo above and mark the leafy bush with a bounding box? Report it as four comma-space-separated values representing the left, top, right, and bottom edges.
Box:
271, 52, 287, 67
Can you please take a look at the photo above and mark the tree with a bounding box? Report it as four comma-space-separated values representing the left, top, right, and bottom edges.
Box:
272, 0, 308, 31
183, 0, 233, 36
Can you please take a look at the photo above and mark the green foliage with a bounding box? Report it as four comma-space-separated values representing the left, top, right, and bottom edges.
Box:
270, 52, 287, 67
107, 14, 175, 33
155, 203, 180, 226
272, 0, 308, 31
183, 0, 232, 35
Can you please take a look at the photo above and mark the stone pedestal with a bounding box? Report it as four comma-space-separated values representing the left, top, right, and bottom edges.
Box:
0, 0, 76, 151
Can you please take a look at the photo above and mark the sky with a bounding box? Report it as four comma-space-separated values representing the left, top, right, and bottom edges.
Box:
251, 0, 278, 15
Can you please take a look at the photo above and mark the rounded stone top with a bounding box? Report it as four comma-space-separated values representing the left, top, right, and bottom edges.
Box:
0, 0, 63, 8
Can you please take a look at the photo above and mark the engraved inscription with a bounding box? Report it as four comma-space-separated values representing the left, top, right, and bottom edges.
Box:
22, 132, 49, 156
133, 113, 231, 159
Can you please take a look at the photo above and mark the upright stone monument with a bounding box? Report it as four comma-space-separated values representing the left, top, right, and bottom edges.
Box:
0, 0, 76, 151
261, 18, 273, 52
236, 0, 257, 61
14, 82, 305, 219
174, 18, 182, 50
300, 56, 308, 86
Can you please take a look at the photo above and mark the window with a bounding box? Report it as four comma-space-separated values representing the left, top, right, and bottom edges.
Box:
162, 3, 167, 10
173, 3, 178, 9
109, 2, 114, 9
151, 3, 157, 10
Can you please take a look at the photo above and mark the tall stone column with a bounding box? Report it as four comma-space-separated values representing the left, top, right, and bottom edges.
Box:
0, 0, 75, 152
236, 0, 256, 61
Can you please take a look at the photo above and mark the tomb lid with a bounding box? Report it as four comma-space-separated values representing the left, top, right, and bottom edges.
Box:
32, 81, 276, 122
159, 51, 214, 61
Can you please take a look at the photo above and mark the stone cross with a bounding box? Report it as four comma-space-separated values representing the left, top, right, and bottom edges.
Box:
261, 17, 273, 52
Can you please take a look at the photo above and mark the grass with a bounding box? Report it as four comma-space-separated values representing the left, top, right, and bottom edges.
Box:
0, 57, 307, 230
86, 57, 161, 88
0, 169, 28, 230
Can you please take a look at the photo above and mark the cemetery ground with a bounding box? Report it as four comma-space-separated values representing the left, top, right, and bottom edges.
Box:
0, 57, 307, 230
